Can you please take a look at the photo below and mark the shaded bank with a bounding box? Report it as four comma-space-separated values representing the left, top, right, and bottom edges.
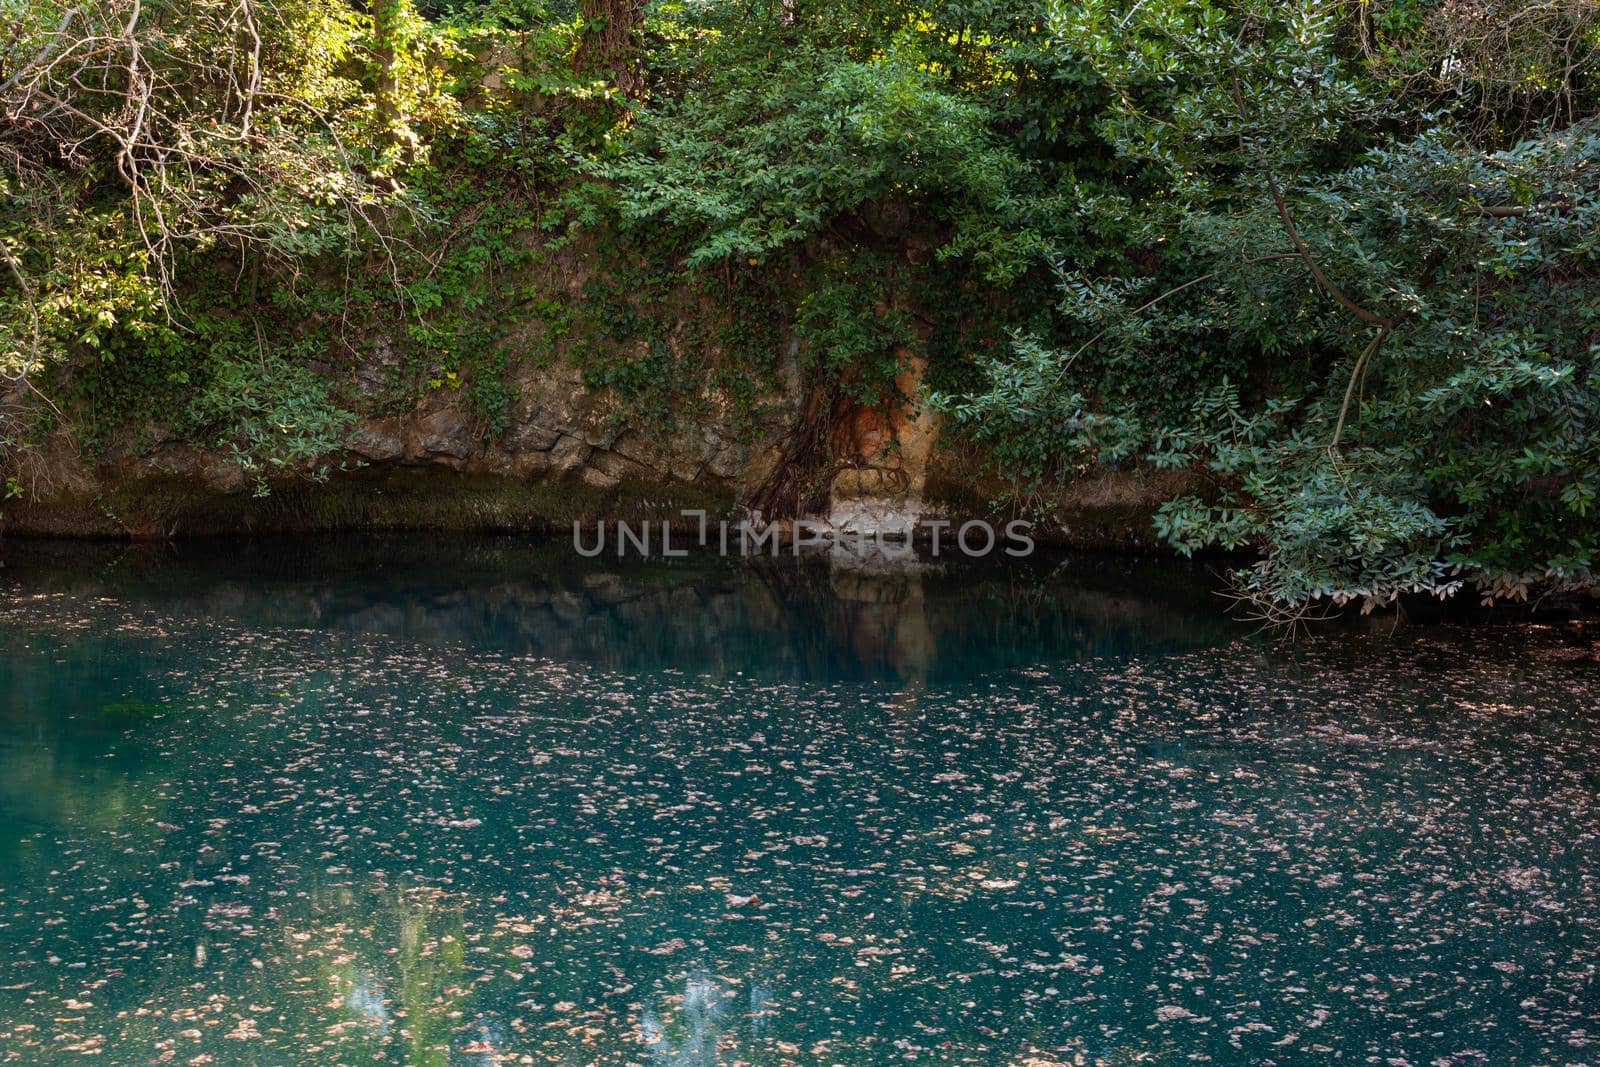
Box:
1, 446, 1202, 551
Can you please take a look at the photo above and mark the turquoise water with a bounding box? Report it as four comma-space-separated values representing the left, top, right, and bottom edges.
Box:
0, 538, 1597, 1065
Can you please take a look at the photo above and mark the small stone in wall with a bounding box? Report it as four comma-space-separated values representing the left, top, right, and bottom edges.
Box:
347, 420, 406, 462
581, 465, 620, 490
415, 408, 475, 460
504, 421, 562, 454
704, 445, 742, 481
548, 435, 590, 474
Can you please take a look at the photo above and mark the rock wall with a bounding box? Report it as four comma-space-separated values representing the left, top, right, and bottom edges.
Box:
1, 332, 1197, 546
344, 355, 758, 493
1, 352, 770, 537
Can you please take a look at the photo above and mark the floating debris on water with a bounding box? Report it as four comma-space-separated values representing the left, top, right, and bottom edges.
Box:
0, 544, 1597, 1064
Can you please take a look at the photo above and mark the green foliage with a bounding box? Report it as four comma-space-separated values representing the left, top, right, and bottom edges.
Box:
0, 178, 169, 390
940, 0, 1600, 614
793, 255, 912, 404
605, 44, 1014, 266
183, 348, 357, 496
561, 255, 789, 433
1, 0, 459, 483
0, 439, 21, 519
7, 0, 1598, 619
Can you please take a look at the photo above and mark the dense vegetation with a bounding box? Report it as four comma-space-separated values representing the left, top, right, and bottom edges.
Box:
2, 0, 1597, 616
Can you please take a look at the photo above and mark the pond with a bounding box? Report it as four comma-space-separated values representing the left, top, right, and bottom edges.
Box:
0, 537, 1597, 1065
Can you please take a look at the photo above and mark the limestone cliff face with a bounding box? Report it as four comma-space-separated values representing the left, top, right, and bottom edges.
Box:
342, 356, 761, 494
1, 333, 1196, 546
0, 351, 784, 537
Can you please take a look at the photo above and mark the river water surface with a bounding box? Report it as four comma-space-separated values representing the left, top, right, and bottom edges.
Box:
0, 538, 1596, 1065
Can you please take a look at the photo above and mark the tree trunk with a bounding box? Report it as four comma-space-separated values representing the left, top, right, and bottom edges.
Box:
744, 383, 851, 521
370, 0, 411, 169
574, 0, 641, 100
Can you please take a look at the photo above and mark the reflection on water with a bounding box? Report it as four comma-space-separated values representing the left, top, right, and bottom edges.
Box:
0, 536, 1234, 683
0, 537, 1597, 1065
